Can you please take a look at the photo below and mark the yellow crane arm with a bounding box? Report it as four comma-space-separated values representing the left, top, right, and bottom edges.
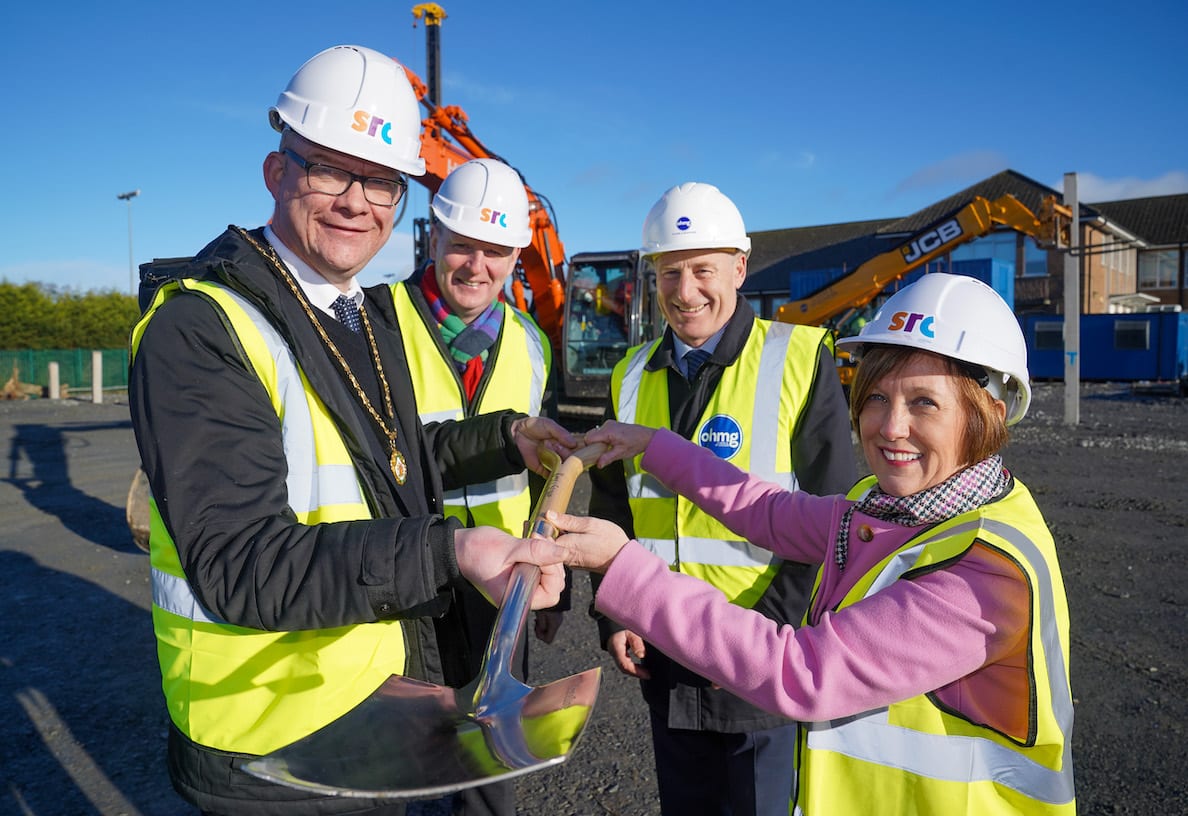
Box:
776, 194, 1067, 328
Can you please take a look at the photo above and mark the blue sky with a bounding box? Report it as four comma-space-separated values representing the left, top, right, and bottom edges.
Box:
4, 1, 1187, 295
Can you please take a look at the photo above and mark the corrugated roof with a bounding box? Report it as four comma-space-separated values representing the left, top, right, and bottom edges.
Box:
746, 223, 898, 292
875, 169, 1070, 235
1090, 193, 1188, 246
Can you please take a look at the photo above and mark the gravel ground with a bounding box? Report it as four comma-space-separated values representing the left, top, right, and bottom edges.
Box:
0, 382, 1184, 814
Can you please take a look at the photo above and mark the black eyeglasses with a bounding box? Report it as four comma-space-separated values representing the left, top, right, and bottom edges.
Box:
282, 149, 407, 208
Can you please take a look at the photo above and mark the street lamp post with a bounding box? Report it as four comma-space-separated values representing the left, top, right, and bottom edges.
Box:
117, 189, 141, 295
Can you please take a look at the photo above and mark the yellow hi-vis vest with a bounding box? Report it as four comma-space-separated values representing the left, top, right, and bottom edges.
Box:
612, 319, 829, 606
392, 284, 550, 534
795, 476, 1075, 815
131, 280, 407, 756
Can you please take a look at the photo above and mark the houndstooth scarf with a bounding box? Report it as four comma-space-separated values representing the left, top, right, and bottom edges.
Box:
835, 455, 1008, 571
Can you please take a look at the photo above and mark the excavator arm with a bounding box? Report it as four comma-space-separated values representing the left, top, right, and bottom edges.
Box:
400, 64, 567, 350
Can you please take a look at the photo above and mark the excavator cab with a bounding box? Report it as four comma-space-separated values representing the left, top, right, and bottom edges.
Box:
559, 251, 660, 416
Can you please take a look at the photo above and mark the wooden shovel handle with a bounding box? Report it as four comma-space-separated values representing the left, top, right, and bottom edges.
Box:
528, 442, 609, 541
476, 442, 610, 703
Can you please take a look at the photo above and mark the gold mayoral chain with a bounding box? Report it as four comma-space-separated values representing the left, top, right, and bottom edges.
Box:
234, 227, 408, 485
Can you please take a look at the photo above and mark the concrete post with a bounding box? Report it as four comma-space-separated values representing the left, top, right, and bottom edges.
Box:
1063, 173, 1080, 426
48, 362, 60, 400
92, 351, 103, 404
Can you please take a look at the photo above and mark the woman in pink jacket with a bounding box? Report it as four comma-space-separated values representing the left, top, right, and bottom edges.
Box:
547, 273, 1075, 815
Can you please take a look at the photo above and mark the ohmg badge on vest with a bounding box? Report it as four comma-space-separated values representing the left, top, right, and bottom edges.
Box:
697, 414, 743, 460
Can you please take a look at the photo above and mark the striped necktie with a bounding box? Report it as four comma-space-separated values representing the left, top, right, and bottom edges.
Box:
684, 348, 711, 381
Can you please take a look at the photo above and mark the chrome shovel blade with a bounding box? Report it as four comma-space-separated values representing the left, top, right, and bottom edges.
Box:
243, 666, 600, 799
244, 444, 608, 799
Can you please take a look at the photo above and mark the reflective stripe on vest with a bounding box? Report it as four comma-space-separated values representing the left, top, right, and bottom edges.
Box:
131, 279, 406, 756
614, 320, 827, 605
392, 284, 548, 532
152, 568, 224, 625
797, 487, 1075, 814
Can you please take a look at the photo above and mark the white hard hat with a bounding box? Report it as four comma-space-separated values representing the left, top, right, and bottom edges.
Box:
269, 45, 426, 176
641, 182, 751, 257
836, 273, 1032, 425
431, 159, 531, 247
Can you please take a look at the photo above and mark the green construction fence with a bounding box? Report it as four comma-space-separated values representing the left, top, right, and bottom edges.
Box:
1, 349, 130, 392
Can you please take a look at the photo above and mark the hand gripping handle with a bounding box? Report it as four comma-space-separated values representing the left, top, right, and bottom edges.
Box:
475, 442, 609, 709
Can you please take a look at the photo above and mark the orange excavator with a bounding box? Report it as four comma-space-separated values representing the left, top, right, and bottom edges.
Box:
403, 8, 566, 351
406, 4, 660, 418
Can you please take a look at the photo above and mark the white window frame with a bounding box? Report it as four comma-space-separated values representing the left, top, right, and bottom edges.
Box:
1138, 249, 1180, 290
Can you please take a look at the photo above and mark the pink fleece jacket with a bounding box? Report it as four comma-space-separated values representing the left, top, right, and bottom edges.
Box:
594, 429, 1033, 738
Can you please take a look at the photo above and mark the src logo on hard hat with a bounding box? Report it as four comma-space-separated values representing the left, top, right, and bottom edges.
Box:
676, 216, 692, 232
480, 208, 509, 229
351, 111, 395, 145
698, 414, 743, 460
887, 311, 936, 339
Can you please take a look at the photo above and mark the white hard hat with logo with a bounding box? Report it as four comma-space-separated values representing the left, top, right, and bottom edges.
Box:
270, 45, 426, 176
836, 272, 1032, 425
641, 182, 751, 257
431, 159, 531, 247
